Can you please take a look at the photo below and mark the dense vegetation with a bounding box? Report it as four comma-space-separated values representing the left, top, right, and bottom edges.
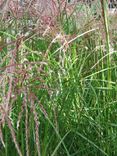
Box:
0, 0, 117, 156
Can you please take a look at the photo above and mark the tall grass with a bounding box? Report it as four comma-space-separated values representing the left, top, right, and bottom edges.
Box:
0, 0, 117, 156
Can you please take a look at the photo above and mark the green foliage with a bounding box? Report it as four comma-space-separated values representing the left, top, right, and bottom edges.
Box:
0, 1, 117, 156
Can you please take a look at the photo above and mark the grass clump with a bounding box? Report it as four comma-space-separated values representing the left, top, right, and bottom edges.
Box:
0, 0, 117, 156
